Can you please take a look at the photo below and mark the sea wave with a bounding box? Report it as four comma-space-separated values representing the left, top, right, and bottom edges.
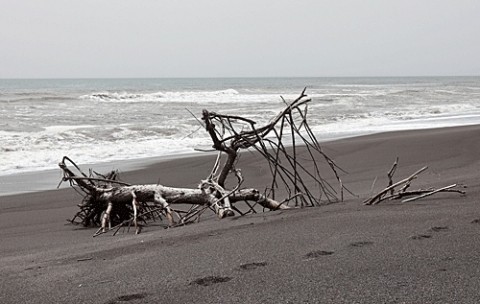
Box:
0, 95, 77, 103
0, 125, 209, 175
79, 89, 247, 103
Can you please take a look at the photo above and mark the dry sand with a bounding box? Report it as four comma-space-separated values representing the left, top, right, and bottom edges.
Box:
1, 125, 480, 303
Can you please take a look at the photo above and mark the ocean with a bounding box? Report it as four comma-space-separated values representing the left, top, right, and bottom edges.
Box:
1, 76, 480, 181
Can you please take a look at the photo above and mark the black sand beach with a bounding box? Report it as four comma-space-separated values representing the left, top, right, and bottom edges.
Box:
1, 125, 480, 303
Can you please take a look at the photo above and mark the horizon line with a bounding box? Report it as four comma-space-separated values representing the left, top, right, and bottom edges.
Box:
1, 75, 479, 80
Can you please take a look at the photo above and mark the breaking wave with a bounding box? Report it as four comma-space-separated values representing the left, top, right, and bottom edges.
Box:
80, 89, 246, 103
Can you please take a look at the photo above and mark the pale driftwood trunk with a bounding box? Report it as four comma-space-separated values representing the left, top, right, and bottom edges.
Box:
100, 185, 289, 211
94, 184, 289, 235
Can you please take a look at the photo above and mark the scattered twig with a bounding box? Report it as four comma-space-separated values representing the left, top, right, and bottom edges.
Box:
364, 165, 428, 205
401, 184, 463, 203
364, 158, 466, 205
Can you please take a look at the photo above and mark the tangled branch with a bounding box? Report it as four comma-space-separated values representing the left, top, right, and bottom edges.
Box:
59, 90, 347, 236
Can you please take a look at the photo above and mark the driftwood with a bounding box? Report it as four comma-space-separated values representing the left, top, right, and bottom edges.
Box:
59, 90, 347, 236
364, 158, 466, 205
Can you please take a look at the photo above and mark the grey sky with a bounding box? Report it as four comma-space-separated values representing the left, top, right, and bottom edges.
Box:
1, 0, 479, 78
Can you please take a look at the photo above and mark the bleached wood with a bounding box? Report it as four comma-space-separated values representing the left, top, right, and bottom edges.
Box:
60, 91, 345, 236
401, 184, 459, 203
364, 166, 428, 205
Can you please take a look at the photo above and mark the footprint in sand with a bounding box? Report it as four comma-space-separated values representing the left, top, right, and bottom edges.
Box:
104, 293, 148, 304
410, 234, 432, 240
349, 241, 374, 247
238, 261, 268, 270
303, 250, 334, 260
430, 226, 449, 232
191, 276, 232, 287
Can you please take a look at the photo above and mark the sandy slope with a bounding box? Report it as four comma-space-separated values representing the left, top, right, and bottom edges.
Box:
1, 125, 480, 303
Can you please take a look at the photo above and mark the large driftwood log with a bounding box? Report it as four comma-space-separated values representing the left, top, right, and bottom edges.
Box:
60, 90, 346, 236
60, 157, 288, 236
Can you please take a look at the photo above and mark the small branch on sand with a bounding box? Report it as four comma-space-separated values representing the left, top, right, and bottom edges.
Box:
364, 158, 466, 205
400, 184, 461, 203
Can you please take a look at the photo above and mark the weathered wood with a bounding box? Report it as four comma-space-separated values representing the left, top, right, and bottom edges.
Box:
230, 188, 290, 210
364, 160, 466, 206
60, 155, 290, 235
60, 90, 346, 236
401, 184, 463, 203
364, 166, 428, 205
387, 157, 399, 196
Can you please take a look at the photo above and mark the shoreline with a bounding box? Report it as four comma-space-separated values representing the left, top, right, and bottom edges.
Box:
0, 151, 214, 197
2, 122, 480, 197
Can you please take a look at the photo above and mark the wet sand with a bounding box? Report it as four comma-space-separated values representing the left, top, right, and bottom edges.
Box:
1, 125, 480, 303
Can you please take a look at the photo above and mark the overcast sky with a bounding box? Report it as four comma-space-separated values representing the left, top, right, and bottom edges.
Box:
1, 0, 479, 78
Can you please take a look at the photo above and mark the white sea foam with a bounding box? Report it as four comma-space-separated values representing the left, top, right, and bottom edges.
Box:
0, 131, 208, 176
78, 89, 311, 105
79, 89, 282, 104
